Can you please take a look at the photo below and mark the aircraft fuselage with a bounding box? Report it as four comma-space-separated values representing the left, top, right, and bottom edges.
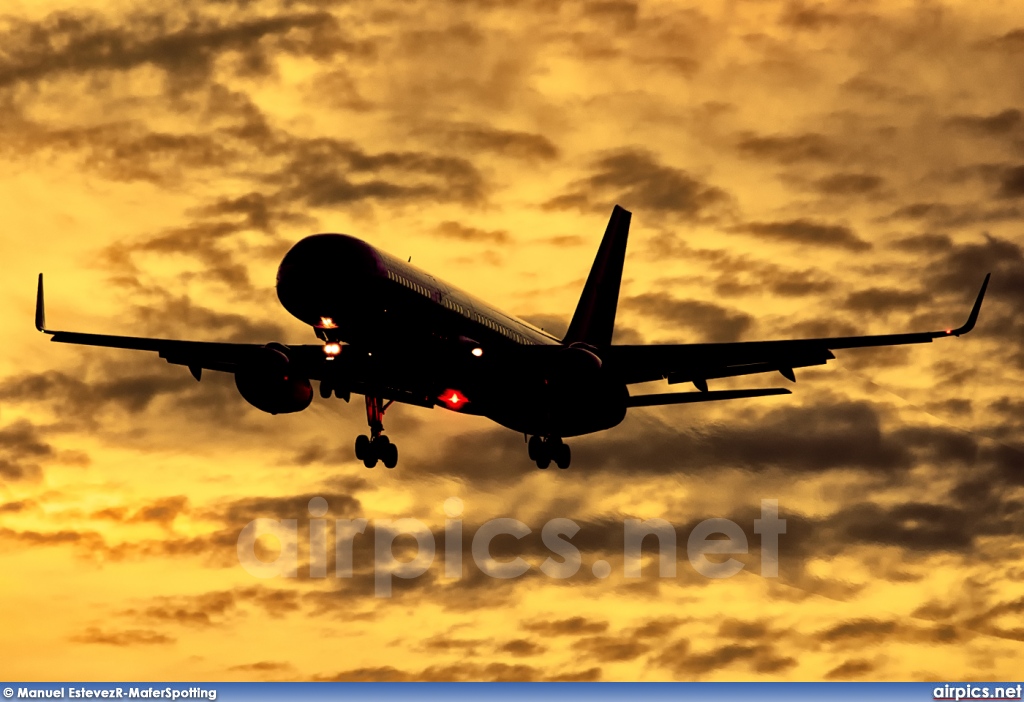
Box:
274, 234, 629, 438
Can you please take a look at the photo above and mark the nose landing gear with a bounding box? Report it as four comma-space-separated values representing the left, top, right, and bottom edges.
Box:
354, 395, 398, 468
528, 435, 570, 469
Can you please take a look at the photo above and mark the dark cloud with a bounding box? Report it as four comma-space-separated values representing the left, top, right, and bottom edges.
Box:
543, 149, 732, 220
92, 497, 189, 528
522, 617, 609, 636
571, 400, 918, 476
814, 173, 884, 195
575, 635, 651, 662
0, 420, 54, 480
0, 368, 195, 423
843, 288, 930, 316
581, 2, 640, 32
434, 123, 559, 161
731, 220, 871, 252
206, 493, 363, 527
127, 295, 288, 342
621, 294, 754, 342
890, 232, 953, 253
269, 138, 487, 208
226, 661, 294, 676
71, 627, 174, 646
653, 639, 796, 677
190, 192, 316, 234
997, 165, 1024, 198
125, 586, 302, 629
779, 3, 847, 30
434, 221, 510, 244
736, 132, 837, 164
824, 658, 876, 679
0, 10, 358, 90
947, 109, 1022, 135
497, 639, 546, 657
317, 661, 601, 682
828, 502, 977, 552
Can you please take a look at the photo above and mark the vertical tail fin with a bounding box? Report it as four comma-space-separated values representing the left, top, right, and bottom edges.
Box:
35, 273, 47, 332
563, 205, 631, 347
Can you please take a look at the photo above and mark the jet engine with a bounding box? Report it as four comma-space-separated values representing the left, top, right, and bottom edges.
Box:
234, 343, 313, 415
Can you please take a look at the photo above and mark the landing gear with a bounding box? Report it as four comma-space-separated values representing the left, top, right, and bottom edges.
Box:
320, 379, 350, 402
355, 433, 398, 469
355, 396, 398, 468
528, 436, 570, 469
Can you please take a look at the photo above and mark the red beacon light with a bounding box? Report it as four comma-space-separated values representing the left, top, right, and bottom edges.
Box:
319, 317, 338, 329
438, 389, 469, 410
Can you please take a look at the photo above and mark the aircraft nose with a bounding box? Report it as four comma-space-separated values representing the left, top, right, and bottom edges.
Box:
276, 234, 385, 326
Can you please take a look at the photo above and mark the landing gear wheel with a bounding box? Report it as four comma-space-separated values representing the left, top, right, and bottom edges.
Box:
355, 435, 370, 461
528, 435, 542, 461
320, 381, 332, 399
554, 443, 571, 469
536, 456, 550, 469
363, 454, 378, 469
382, 442, 398, 469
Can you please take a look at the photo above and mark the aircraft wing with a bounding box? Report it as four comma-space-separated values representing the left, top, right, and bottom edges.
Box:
608, 274, 990, 386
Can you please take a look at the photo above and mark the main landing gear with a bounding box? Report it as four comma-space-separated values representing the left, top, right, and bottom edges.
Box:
355, 395, 398, 469
528, 435, 571, 469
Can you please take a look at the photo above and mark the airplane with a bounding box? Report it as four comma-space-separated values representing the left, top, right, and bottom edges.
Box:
34, 205, 990, 470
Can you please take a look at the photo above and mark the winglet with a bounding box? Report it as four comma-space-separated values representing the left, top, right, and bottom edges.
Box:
949, 273, 990, 337
35, 273, 47, 333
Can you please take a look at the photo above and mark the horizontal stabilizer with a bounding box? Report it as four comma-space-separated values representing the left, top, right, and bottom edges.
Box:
626, 388, 791, 408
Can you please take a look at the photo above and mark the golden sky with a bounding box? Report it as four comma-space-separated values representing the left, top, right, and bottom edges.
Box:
1, 0, 1023, 682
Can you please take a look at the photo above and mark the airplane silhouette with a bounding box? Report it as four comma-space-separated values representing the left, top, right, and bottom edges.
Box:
35, 205, 990, 469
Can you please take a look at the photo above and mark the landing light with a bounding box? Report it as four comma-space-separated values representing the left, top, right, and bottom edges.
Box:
471, 347, 483, 357
319, 317, 337, 329
323, 343, 341, 357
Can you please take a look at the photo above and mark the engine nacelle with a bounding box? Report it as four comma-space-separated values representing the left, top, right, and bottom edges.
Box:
234, 344, 313, 415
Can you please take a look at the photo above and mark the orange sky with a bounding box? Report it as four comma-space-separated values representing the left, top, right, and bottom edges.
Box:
1, 0, 1023, 682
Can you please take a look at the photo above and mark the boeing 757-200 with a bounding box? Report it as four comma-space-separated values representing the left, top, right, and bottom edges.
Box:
35, 206, 990, 469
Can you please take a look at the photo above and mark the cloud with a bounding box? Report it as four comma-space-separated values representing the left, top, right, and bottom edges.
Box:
124, 586, 302, 629
652, 639, 796, 677
843, 288, 930, 316
814, 173, 884, 195
620, 294, 754, 342
522, 617, 610, 636
434, 221, 510, 244
269, 138, 488, 208
575, 635, 651, 663
497, 639, 546, 657
947, 109, 1022, 135
316, 661, 601, 682
0, 10, 355, 91
997, 165, 1024, 197
543, 149, 732, 220
824, 658, 877, 679
731, 220, 871, 252
0, 420, 54, 480
736, 132, 837, 164
71, 627, 174, 646
432, 123, 559, 161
